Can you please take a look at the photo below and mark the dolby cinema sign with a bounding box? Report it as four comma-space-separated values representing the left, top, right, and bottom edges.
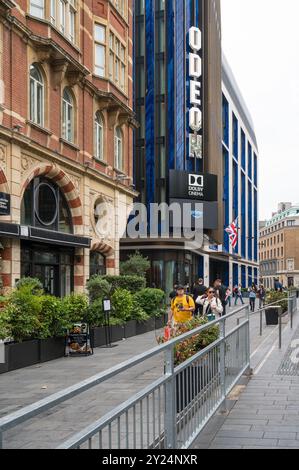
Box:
188, 26, 203, 159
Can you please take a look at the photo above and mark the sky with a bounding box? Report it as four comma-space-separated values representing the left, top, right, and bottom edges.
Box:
221, 0, 299, 220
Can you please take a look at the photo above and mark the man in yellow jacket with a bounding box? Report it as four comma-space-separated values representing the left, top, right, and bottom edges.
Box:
170, 285, 195, 325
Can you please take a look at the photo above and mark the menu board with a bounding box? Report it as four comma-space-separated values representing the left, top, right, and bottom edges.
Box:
65, 323, 93, 356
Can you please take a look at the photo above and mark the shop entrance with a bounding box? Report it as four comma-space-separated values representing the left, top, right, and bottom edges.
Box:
21, 242, 74, 297
209, 258, 229, 286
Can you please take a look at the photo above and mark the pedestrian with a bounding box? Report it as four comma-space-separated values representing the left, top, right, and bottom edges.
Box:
169, 285, 195, 326
214, 279, 227, 316
225, 287, 232, 308
248, 286, 257, 312
196, 287, 224, 318
192, 278, 207, 316
234, 284, 244, 306
169, 284, 178, 301
257, 284, 266, 309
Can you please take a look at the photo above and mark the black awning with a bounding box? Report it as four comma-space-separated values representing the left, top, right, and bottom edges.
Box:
0, 222, 91, 248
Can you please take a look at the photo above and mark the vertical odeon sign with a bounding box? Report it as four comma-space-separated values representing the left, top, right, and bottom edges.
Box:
188, 26, 203, 160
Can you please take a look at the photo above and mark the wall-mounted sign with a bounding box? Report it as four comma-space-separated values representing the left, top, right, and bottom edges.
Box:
169, 170, 217, 202
169, 199, 218, 230
188, 26, 203, 159
0, 192, 10, 216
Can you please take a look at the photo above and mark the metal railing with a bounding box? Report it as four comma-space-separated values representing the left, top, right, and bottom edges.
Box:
0, 305, 250, 450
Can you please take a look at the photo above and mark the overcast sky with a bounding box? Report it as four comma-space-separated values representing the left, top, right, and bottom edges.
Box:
221, 0, 299, 220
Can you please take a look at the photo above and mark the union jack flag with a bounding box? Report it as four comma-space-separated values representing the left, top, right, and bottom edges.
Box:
225, 218, 239, 250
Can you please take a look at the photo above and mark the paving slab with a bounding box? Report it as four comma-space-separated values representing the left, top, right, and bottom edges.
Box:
193, 304, 299, 449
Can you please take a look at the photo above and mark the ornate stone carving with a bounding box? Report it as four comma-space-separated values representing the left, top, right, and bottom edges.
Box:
0, 144, 6, 172
69, 175, 80, 192
21, 155, 38, 173
93, 197, 114, 241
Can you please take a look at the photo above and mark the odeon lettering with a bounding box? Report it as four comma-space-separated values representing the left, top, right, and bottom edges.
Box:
188, 26, 202, 159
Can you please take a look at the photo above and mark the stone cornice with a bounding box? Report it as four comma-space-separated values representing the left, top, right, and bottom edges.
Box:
0, 125, 138, 198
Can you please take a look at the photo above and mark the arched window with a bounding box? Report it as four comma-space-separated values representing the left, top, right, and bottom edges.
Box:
94, 112, 104, 160
114, 127, 123, 170
62, 88, 74, 142
21, 177, 73, 234
30, 64, 44, 126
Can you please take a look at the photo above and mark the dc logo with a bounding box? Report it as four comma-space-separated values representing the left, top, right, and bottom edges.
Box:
189, 174, 203, 187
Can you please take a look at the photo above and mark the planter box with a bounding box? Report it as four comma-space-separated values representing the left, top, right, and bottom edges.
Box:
7, 340, 40, 372
265, 307, 279, 326
176, 363, 219, 413
39, 337, 65, 363
0, 345, 8, 374
110, 325, 124, 343
155, 316, 164, 330
136, 318, 155, 335
124, 320, 137, 339
90, 327, 107, 348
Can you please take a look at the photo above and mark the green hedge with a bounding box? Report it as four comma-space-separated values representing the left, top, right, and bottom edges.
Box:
101, 275, 146, 294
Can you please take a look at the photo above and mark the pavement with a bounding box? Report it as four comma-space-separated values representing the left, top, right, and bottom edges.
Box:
1, 300, 298, 449
192, 302, 299, 449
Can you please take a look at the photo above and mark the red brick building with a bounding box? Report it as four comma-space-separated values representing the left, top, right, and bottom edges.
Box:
0, 0, 136, 295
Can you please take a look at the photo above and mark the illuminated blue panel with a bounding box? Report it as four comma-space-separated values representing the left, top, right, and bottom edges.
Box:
254, 189, 258, 262
233, 263, 239, 287
241, 172, 246, 258
145, 0, 155, 205
241, 265, 246, 288
254, 268, 258, 285
233, 114, 239, 159
166, 1, 175, 170
222, 95, 229, 147
248, 266, 253, 287
248, 142, 252, 180
241, 130, 246, 170
233, 161, 239, 252
248, 181, 253, 260
175, 0, 185, 170
223, 147, 230, 252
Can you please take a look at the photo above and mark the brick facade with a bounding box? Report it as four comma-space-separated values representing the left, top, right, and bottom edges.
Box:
0, 0, 136, 293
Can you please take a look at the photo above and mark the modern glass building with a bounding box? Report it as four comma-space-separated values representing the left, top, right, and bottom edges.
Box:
121, 0, 223, 295
222, 55, 259, 289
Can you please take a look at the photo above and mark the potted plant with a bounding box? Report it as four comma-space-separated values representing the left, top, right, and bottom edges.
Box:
265, 291, 288, 325
157, 317, 220, 413
38, 295, 66, 363
85, 299, 106, 348
134, 288, 166, 334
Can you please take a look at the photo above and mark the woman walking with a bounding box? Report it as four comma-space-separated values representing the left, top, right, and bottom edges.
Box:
196, 287, 224, 318
248, 285, 257, 312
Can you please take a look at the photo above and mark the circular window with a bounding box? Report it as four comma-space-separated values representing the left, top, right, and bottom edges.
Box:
35, 183, 58, 226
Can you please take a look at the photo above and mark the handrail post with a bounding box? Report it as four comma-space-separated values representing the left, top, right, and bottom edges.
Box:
164, 345, 177, 449
260, 307, 263, 336
278, 307, 282, 350
0, 429, 2, 449
219, 318, 227, 413
245, 305, 251, 374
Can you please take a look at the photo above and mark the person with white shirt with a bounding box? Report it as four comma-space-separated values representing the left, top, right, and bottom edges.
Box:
196, 287, 224, 318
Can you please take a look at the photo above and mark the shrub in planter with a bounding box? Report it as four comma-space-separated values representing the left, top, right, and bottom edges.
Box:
157, 317, 220, 413
133, 288, 166, 318
157, 317, 219, 367
86, 277, 111, 303
38, 295, 65, 339
3, 285, 43, 342
111, 288, 133, 324
120, 251, 150, 277
101, 275, 146, 294
0, 308, 10, 341
265, 291, 288, 313
61, 293, 88, 325
85, 298, 105, 328
15, 277, 43, 294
